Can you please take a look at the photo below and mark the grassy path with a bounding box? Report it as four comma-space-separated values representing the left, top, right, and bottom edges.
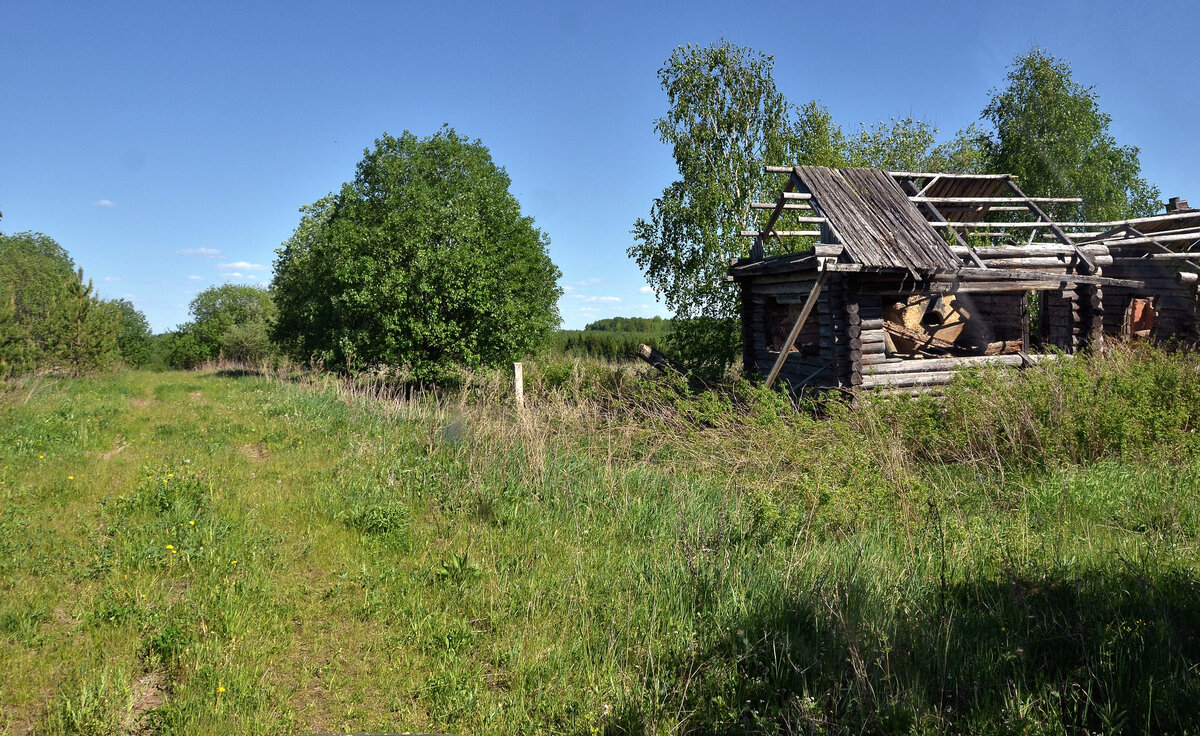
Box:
2, 367, 1200, 734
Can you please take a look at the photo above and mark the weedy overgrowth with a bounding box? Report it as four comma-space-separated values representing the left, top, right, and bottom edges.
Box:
2, 346, 1199, 734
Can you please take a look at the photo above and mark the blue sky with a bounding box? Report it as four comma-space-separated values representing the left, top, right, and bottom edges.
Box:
2, 1, 1197, 332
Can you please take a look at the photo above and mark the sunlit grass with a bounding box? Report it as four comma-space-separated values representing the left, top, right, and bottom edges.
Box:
1, 350, 1199, 734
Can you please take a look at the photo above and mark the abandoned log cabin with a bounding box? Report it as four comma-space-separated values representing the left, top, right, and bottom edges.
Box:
728, 166, 1200, 392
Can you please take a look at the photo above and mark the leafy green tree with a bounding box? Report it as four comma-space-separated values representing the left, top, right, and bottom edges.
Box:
272, 128, 562, 379
846, 117, 986, 173
164, 331, 209, 370
630, 41, 842, 374
0, 231, 119, 374
104, 298, 153, 367
173, 284, 276, 367
794, 100, 848, 169
982, 47, 1160, 220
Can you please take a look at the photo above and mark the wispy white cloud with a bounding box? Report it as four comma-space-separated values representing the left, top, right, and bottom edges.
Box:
579, 307, 599, 314
218, 261, 268, 271
567, 294, 621, 303
93, 199, 116, 207
104, 276, 121, 282
639, 285, 655, 294
176, 247, 221, 257
186, 275, 202, 281
222, 272, 245, 279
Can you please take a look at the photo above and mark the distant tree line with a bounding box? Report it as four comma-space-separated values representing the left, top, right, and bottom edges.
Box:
549, 316, 672, 361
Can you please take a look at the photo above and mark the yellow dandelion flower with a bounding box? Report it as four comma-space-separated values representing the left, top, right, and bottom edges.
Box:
231, 560, 238, 565
38, 455, 44, 459
189, 520, 195, 525
68, 476, 75, 480
166, 545, 174, 550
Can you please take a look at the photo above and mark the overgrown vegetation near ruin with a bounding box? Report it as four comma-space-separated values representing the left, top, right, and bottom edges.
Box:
2, 344, 1200, 735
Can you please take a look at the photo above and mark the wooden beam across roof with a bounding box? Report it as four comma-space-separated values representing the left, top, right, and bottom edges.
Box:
889, 171, 1016, 180
940, 268, 1142, 288
739, 230, 822, 237
749, 202, 812, 210
934, 221, 1108, 229
909, 196, 1084, 204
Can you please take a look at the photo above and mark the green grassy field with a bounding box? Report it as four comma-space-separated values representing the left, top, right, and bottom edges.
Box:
3, 349, 1200, 735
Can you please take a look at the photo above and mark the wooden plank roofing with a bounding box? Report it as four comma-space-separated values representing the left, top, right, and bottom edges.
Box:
793, 166, 960, 273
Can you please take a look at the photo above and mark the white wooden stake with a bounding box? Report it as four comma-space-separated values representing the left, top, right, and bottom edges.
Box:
513, 362, 525, 409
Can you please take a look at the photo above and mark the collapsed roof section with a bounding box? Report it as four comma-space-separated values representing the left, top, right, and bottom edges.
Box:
736, 165, 1162, 289
729, 166, 1200, 392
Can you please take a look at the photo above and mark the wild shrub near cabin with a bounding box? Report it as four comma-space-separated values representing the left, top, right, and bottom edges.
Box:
272, 128, 562, 380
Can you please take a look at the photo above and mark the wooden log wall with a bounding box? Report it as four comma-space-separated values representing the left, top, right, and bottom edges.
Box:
955, 292, 1026, 349
1039, 289, 1078, 351
1078, 284, 1104, 349
741, 265, 1096, 393
858, 353, 1061, 390
1102, 255, 1199, 341
743, 273, 837, 389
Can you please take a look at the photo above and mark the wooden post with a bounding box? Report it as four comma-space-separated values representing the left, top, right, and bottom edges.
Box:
513, 362, 524, 409
765, 264, 830, 390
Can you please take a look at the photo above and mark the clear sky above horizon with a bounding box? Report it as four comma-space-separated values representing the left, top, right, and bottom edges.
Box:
3, 0, 1197, 332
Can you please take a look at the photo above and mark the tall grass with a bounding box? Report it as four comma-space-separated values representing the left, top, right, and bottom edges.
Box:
1, 345, 1199, 734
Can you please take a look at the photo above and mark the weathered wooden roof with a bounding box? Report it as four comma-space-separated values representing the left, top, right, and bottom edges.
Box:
795, 166, 960, 273
728, 252, 818, 279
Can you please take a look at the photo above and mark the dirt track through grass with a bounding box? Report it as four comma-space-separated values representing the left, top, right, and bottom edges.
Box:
2, 360, 1200, 734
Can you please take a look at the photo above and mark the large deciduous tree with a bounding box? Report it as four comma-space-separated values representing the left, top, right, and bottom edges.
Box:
629, 42, 835, 374
272, 128, 562, 379
982, 47, 1160, 220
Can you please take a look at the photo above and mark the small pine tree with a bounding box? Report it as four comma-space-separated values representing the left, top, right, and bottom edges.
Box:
56, 268, 119, 375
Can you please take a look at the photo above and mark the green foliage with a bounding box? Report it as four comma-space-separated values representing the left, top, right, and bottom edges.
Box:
551, 330, 664, 361
982, 47, 1161, 220
582, 315, 671, 333
272, 128, 562, 380
162, 330, 209, 370
104, 298, 153, 368
846, 116, 987, 173
630, 41, 836, 375
171, 284, 276, 367
549, 316, 674, 360
0, 231, 120, 375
